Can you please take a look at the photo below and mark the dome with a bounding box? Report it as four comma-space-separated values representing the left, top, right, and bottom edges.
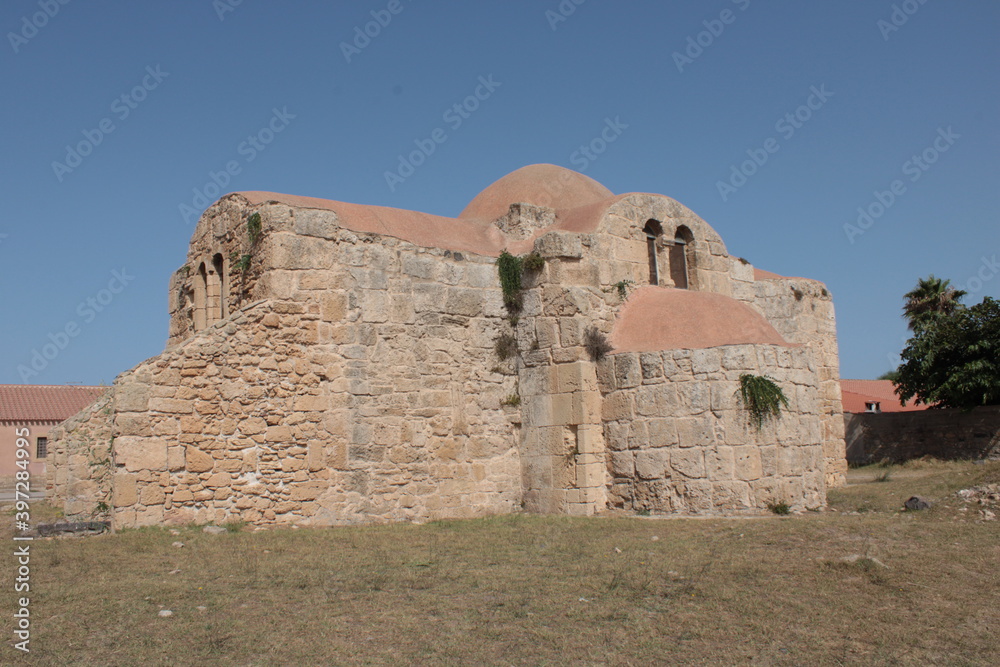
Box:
458, 164, 614, 220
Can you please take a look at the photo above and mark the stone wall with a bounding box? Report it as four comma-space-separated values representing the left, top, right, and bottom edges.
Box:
586, 195, 734, 297
600, 344, 826, 514
104, 225, 526, 527
751, 277, 846, 488
47, 187, 846, 527
845, 406, 1000, 464
45, 391, 114, 518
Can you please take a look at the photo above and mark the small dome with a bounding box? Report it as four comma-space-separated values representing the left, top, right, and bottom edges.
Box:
459, 164, 614, 220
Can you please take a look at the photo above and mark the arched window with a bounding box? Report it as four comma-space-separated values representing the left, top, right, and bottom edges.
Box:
212, 253, 226, 320
193, 262, 208, 331
643, 220, 663, 285
670, 226, 694, 289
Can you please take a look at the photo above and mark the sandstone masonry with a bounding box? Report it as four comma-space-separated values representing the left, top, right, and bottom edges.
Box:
47, 165, 847, 527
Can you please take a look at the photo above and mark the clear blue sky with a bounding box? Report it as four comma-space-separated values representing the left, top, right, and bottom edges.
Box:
2, 0, 997, 385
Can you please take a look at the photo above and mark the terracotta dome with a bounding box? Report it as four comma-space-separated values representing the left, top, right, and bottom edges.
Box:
458, 164, 614, 220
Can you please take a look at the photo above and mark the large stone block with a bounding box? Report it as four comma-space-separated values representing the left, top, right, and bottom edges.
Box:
647, 419, 678, 447
676, 416, 714, 447
149, 398, 194, 414
360, 291, 389, 323
534, 231, 583, 259
707, 446, 735, 480
635, 450, 665, 480
444, 288, 483, 317
139, 484, 165, 506
293, 209, 340, 239
269, 234, 334, 270
113, 473, 137, 507
611, 451, 635, 479
116, 414, 152, 437
185, 447, 214, 473
713, 480, 751, 509
691, 349, 722, 375
116, 383, 149, 412
733, 446, 763, 481
670, 449, 705, 479
576, 424, 604, 455
116, 437, 167, 472
614, 354, 641, 389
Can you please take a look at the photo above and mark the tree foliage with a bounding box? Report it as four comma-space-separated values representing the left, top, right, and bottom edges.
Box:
902, 274, 967, 331
895, 297, 1000, 409
877, 369, 900, 382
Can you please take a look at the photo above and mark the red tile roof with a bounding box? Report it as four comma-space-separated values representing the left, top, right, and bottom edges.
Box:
0, 385, 107, 423
840, 379, 930, 413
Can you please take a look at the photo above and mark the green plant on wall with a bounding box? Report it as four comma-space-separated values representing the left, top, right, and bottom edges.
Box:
500, 392, 521, 407
229, 251, 252, 273
737, 374, 789, 430
522, 251, 545, 273
496, 250, 545, 313
247, 211, 263, 246
497, 250, 525, 312
583, 327, 613, 361
609, 279, 635, 302
494, 332, 518, 361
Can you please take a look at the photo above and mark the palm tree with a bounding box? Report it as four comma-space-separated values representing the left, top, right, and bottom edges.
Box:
902, 274, 966, 331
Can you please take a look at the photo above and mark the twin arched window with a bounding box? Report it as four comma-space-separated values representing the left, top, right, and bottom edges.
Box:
644, 221, 693, 289
192, 253, 227, 331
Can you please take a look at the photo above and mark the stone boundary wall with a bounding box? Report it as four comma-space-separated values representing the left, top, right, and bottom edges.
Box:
599, 344, 826, 514
844, 406, 1000, 464
45, 391, 114, 518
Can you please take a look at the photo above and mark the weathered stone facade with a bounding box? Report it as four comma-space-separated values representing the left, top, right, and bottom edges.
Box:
47, 164, 846, 527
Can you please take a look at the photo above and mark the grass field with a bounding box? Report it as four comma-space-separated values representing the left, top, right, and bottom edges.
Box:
3, 460, 998, 665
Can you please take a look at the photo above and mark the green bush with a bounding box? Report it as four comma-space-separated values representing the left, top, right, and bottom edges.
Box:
767, 500, 791, 515
738, 374, 789, 430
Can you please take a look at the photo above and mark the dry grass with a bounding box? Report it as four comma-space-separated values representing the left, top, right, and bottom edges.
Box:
3, 460, 998, 665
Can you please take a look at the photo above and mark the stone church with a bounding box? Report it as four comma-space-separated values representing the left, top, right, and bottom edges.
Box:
47, 164, 846, 527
